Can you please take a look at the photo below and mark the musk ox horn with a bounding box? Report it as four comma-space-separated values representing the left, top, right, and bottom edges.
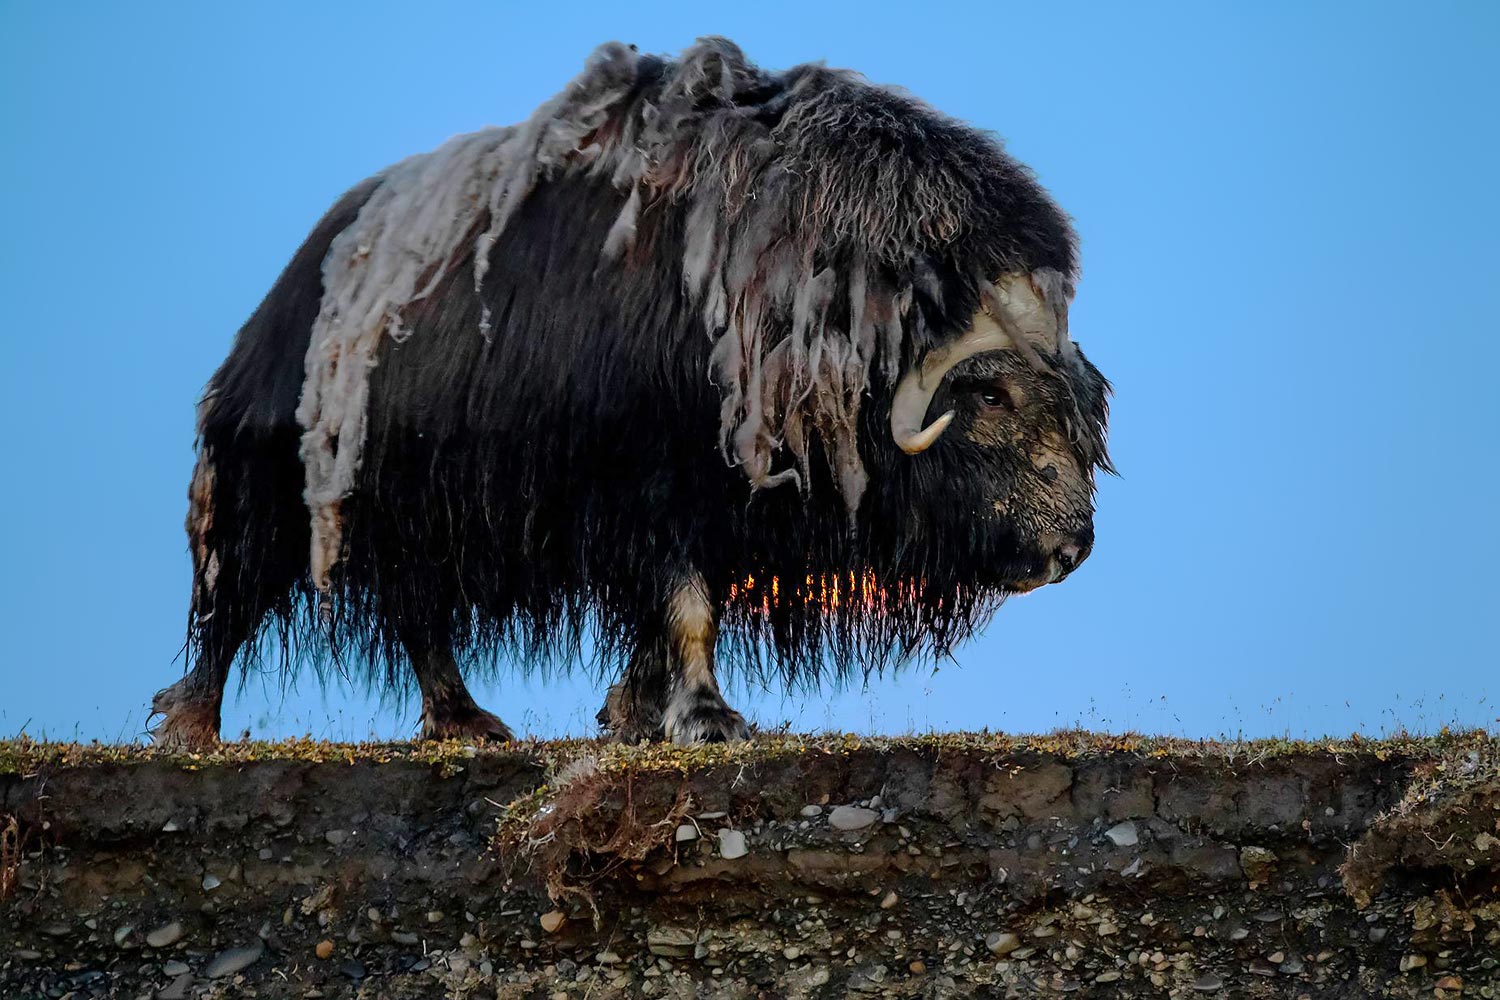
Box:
889, 270, 1070, 455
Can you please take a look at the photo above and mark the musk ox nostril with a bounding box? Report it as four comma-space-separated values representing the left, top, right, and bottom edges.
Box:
1056, 542, 1086, 573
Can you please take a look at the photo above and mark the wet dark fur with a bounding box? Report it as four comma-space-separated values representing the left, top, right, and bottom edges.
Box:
186, 47, 1110, 700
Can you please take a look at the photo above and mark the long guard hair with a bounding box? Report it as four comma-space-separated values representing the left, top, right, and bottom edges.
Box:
188, 38, 1093, 693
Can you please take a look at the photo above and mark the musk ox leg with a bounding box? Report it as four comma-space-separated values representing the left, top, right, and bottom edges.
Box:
402, 638, 515, 742
154, 443, 309, 747
604, 574, 749, 745
153, 455, 274, 748
597, 636, 670, 743
660, 575, 748, 744
151, 670, 230, 749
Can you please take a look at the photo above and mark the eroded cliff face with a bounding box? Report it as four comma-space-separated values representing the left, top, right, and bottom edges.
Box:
1, 733, 1497, 999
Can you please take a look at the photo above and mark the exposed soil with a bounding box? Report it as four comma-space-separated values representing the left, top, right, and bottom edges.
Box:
2, 732, 1498, 998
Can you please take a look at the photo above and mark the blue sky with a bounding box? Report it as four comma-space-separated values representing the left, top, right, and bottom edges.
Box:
2, 2, 1496, 743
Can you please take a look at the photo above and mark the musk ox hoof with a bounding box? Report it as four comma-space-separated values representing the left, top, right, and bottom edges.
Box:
664, 691, 750, 745
149, 680, 222, 749
420, 705, 515, 743
596, 682, 665, 744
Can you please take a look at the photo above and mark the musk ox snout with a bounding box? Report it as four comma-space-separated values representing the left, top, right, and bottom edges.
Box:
1007, 528, 1094, 593
1050, 532, 1093, 581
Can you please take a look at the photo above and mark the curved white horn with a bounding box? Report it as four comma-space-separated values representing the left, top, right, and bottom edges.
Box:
889, 272, 1064, 455
889, 311, 1012, 455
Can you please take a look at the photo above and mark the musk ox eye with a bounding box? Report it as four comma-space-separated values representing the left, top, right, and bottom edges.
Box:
978, 382, 1015, 412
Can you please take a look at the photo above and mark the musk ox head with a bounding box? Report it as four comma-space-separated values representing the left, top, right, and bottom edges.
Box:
883, 271, 1113, 595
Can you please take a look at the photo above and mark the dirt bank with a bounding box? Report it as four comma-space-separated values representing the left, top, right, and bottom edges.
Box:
2, 732, 1498, 998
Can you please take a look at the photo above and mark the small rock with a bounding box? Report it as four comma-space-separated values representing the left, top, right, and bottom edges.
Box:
201, 874, 221, 891
647, 927, 697, 958
1193, 974, 1224, 992
909, 960, 926, 974
697, 811, 727, 820
156, 972, 192, 1000
783, 946, 802, 960
340, 958, 366, 980
1104, 821, 1139, 847
675, 823, 699, 842
540, 910, 567, 934
986, 931, 1020, 957
1229, 926, 1250, 941
1240, 845, 1278, 883
258, 848, 273, 860
1369, 927, 1388, 943
800, 805, 823, 817
113, 925, 134, 946
426, 910, 444, 924
146, 922, 184, 948
324, 829, 349, 846
880, 891, 899, 910
316, 940, 334, 960
12, 950, 42, 960
1097, 922, 1118, 936
161, 960, 190, 976
1268, 951, 1286, 964
391, 931, 420, 946
1400, 954, 1428, 973
829, 806, 879, 831
718, 828, 748, 859
1436, 975, 1463, 991
205, 940, 264, 978
597, 950, 622, 964
1095, 970, 1122, 983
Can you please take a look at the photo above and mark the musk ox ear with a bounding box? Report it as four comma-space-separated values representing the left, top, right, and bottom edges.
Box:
888, 269, 1071, 455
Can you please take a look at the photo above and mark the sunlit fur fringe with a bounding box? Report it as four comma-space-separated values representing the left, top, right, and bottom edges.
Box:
189, 38, 1102, 693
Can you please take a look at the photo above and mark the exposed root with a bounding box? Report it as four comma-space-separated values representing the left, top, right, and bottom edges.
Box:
1342, 742, 1500, 907
0, 814, 18, 903
497, 756, 692, 918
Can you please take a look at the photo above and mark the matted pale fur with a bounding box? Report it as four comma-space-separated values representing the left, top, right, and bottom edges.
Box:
296, 45, 640, 589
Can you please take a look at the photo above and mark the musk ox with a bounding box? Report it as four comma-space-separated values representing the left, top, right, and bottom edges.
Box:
150, 38, 1112, 747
